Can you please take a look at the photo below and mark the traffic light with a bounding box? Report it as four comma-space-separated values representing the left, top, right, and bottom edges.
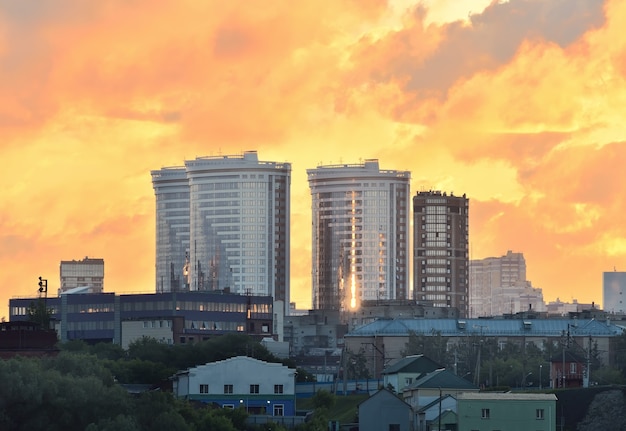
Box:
38, 276, 47, 294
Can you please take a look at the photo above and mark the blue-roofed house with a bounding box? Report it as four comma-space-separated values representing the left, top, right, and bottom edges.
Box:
402, 368, 479, 411
381, 354, 443, 393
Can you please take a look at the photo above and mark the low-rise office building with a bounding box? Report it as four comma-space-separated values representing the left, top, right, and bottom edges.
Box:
9, 291, 274, 346
457, 392, 557, 431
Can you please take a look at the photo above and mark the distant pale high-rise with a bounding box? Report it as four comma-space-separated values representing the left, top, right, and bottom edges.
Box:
603, 271, 626, 314
413, 191, 469, 317
59, 257, 104, 294
307, 159, 411, 311
469, 250, 545, 317
152, 151, 291, 308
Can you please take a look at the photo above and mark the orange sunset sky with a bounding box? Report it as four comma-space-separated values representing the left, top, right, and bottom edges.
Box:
1, 0, 625, 318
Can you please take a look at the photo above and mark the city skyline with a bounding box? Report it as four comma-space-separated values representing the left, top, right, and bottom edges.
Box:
1, 1, 624, 317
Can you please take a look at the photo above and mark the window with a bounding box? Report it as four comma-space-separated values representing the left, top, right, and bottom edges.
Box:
250, 384, 259, 394
274, 384, 284, 394
199, 384, 209, 394
405, 378, 413, 386
224, 384, 233, 394
481, 408, 490, 419
536, 408, 545, 420
389, 425, 400, 431
273, 404, 284, 416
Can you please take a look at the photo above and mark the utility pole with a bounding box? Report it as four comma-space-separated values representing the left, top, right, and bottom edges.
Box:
561, 331, 566, 388
438, 387, 442, 431
454, 350, 458, 375
585, 335, 592, 388
473, 325, 487, 387
474, 344, 482, 387
362, 341, 385, 379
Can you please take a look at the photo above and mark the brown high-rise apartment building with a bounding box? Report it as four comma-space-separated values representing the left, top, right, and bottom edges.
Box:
413, 191, 469, 317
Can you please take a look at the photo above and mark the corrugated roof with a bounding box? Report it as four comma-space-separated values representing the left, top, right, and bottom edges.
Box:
382, 354, 443, 375
346, 318, 624, 338
406, 369, 479, 391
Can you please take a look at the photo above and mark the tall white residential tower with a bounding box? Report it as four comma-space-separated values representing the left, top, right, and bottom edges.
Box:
152, 151, 291, 309
307, 160, 410, 311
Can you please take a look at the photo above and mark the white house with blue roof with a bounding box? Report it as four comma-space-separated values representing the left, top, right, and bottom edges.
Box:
402, 368, 479, 409
172, 356, 297, 416
381, 354, 443, 393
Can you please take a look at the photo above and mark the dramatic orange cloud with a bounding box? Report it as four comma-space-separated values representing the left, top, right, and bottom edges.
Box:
1, 0, 624, 318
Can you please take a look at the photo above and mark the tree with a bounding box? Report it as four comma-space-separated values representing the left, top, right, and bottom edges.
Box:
85, 415, 140, 431
27, 298, 53, 330
43, 351, 116, 386
403, 330, 452, 367
196, 409, 238, 431
577, 390, 626, 431
127, 336, 175, 365
91, 342, 127, 361
0, 356, 132, 431
591, 367, 625, 385
311, 390, 335, 410
345, 348, 371, 379
133, 391, 187, 430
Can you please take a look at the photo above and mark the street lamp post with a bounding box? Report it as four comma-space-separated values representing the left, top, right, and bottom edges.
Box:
539, 365, 543, 390
291, 371, 298, 417
522, 372, 532, 390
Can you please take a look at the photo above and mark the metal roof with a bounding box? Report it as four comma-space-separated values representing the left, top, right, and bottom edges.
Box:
345, 318, 624, 338
406, 369, 479, 391
381, 354, 442, 375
